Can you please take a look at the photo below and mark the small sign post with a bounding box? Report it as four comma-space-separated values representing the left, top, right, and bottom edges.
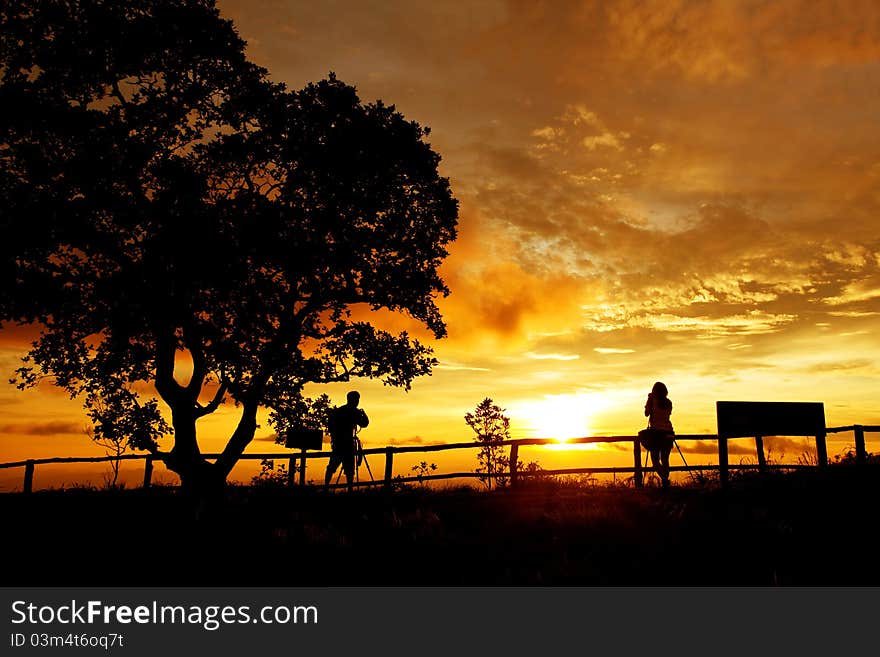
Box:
284, 428, 324, 486
716, 401, 827, 486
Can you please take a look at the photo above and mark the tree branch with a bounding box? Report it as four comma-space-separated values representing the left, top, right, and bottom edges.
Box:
213, 398, 259, 479
183, 324, 208, 401
194, 380, 229, 418
111, 80, 130, 110
154, 328, 184, 406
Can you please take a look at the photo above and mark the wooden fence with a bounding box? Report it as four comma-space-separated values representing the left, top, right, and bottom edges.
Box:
1, 425, 876, 494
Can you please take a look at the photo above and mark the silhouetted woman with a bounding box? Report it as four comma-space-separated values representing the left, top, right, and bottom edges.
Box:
643, 381, 675, 488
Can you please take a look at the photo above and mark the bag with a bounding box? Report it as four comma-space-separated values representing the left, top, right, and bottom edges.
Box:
639, 427, 673, 452
638, 428, 656, 451
327, 406, 346, 445
328, 405, 358, 451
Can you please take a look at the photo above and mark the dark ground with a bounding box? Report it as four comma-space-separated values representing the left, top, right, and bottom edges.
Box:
5, 465, 880, 586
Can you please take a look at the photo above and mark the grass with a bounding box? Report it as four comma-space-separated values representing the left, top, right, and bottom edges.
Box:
3, 464, 880, 586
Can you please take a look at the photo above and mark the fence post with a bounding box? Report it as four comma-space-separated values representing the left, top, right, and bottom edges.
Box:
755, 436, 766, 473
509, 443, 519, 488
287, 456, 296, 487
23, 460, 35, 494
815, 432, 828, 468
383, 447, 394, 491
854, 425, 866, 464
142, 456, 154, 489
719, 437, 729, 487
633, 439, 642, 488
298, 447, 307, 486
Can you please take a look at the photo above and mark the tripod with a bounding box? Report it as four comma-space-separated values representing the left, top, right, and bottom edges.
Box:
334, 429, 374, 486
354, 434, 374, 482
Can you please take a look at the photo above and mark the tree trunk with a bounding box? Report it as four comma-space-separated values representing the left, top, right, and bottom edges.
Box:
157, 398, 259, 519
161, 408, 223, 516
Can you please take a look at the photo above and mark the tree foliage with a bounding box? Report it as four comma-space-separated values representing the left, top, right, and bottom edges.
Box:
464, 398, 511, 490
0, 0, 459, 493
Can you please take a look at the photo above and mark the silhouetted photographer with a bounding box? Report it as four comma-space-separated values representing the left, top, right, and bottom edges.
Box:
325, 391, 370, 492
639, 381, 675, 488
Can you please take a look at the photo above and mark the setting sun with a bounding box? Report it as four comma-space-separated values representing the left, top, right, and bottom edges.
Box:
513, 393, 613, 445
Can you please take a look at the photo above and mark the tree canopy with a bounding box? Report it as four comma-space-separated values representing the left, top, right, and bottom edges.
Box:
0, 0, 459, 492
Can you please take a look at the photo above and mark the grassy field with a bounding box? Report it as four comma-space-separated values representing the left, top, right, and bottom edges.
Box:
4, 464, 879, 587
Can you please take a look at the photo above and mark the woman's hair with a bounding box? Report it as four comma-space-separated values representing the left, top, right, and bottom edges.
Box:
651, 381, 672, 409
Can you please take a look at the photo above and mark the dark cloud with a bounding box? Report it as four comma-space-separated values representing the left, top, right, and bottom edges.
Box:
391, 435, 427, 446
0, 421, 82, 436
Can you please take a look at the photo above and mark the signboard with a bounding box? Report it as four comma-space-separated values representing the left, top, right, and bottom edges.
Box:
716, 401, 826, 438
284, 428, 324, 450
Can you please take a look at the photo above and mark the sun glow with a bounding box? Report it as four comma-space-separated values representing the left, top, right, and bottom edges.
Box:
513, 393, 614, 447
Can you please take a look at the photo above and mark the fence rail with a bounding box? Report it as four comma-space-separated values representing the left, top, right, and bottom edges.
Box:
1, 425, 877, 493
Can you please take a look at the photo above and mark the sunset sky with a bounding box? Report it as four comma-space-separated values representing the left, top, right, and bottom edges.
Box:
2, 0, 879, 488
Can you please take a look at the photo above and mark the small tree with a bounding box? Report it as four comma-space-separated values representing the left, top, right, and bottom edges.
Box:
465, 398, 511, 490
84, 383, 170, 488
83, 421, 127, 489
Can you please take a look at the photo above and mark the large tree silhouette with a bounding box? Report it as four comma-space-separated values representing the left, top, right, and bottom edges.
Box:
1, 0, 458, 495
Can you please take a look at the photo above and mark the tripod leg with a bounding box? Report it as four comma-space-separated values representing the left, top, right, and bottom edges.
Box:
674, 439, 689, 468
673, 439, 697, 483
